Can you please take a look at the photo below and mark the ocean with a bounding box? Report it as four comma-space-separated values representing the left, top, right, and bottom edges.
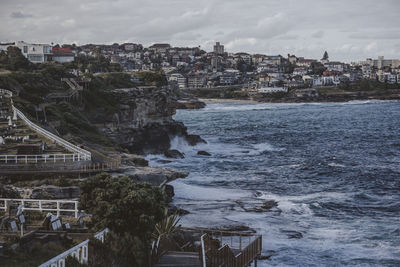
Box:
147, 100, 400, 266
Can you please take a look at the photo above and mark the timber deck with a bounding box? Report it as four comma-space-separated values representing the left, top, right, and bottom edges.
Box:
154, 251, 201, 267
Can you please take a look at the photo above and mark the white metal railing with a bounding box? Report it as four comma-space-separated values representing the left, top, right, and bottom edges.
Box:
0, 88, 91, 162
14, 107, 91, 161
38, 228, 109, 267
0, 154, 84, 164
0, 89, 13, 97
0, 198, 79, 218
201, 234, 207, 267
38, 239, 89, 267
94, 228, 110, 243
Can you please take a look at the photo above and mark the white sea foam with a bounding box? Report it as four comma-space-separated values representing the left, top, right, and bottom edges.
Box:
170, 179, 252, 201
203, 102, 323, 112
250, 142, 284, 154
328, 162, 346, 167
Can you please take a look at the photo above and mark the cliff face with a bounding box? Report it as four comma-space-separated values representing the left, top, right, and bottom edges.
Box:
91, 86, 202, 154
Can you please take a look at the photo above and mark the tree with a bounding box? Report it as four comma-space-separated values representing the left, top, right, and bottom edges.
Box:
80, 173, 165, 266
322, 51, 329, 60
310, 62, 327, 75
5, 46, 33, 71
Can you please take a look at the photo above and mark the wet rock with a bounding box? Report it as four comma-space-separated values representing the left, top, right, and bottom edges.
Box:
174, 99, 206, 110
259, 250, 277, 260
164, 149, 185, 159
197, 150, 211, 156
280, 229, 303, 239
217, 225, 256, 233
261, 200, 278, 210
168, 205, 190, 216
236, 199, 278, 212
157, 159, 173, 164
185, 134, 207, 146
113, 166, 189, 186
121, 153, 148, 167
31, 185, 79, 199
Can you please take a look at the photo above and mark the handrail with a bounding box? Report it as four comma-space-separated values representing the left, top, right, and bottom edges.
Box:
181, 226, 256, 237
201, 234, 207, 267
0, 198, 79, 218
38, 239, 89, 267
201, 233, 262, 267
0, 89, 13, 97
38, 227, 109, 267
0, 154, 85, 164
14, 107, 91, 160
94, 227, 109, 242
0, 88, 91, 161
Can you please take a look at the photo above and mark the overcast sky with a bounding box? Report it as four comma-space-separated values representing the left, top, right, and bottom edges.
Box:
1, 0, 399, 62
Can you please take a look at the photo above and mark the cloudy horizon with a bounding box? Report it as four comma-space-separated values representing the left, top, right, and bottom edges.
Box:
1, 0, 399, 62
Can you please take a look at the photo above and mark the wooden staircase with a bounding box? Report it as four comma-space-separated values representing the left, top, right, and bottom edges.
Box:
154, 251, 201, 267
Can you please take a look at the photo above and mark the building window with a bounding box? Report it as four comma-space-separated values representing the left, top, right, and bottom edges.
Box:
28, 55, 43, 62
23, 46, 27, 53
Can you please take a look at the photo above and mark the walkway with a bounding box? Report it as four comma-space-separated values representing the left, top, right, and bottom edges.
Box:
0, 88, 121, 174
154, 252, 201, 267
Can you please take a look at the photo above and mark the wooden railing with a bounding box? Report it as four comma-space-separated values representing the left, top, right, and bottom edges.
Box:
0, 198, 79, 218
79, 161, 121, 172
181, 227, 263, 267
38, 228, 109, 267
201, 233, 262, 267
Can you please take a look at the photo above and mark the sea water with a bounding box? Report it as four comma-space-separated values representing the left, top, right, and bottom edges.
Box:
147, 100, 400, 266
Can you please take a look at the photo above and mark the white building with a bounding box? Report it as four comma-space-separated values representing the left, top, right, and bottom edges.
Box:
387, 74, 397, 84
15, 41, 52, 63
363, 56, 400, 69
0, 41, 53, 63
187, 75, 206, 88
169, 73, 187, 89
257, 86, 288, 94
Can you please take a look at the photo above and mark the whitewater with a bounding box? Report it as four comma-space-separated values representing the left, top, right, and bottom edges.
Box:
147, 100, 400, 266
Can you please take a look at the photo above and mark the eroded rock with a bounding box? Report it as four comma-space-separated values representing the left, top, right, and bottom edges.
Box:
164, 149, 185, 159
197, 150, 211, 156
186, 134, 207, 146
113, 166, 189, 186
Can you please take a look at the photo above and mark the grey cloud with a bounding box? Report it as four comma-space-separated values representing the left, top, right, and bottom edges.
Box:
10, 11, 33, 18
0, 0, 399, 61
349, 31, 400, 40
312, 30, 324, 38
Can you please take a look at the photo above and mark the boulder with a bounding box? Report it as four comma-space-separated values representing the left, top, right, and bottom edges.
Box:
280, 229, 303, 239
174, 100, 206, 110
113, 166, 189, 186
121, 153, 149, 167
186, 134, 207, 146
197, 150, 211, 156
168, 205, 189, 216
164, 149, 185, 159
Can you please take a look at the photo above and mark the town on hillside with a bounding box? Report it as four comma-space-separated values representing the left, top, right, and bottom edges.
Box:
1, 41, 400, 95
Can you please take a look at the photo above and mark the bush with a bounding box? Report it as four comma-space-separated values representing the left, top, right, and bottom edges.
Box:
80, 174, 165, 266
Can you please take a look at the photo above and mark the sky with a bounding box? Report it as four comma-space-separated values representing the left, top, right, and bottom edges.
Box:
1, 0, 400, 62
